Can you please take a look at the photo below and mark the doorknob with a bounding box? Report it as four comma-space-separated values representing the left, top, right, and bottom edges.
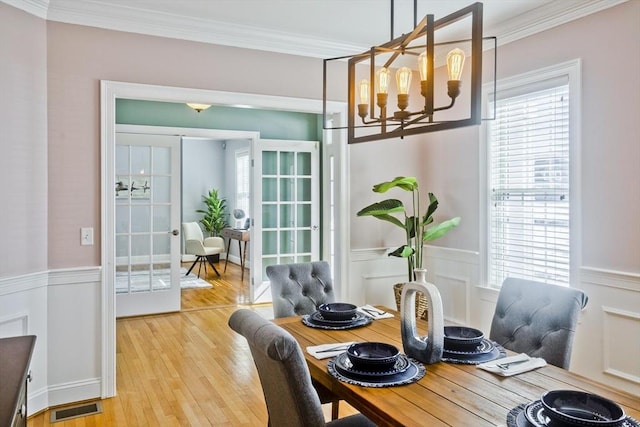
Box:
312, 225, 319, 231
170, 229, 179, 236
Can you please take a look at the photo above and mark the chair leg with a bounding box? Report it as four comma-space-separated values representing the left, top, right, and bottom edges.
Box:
196, 256, 206, 279
185, 259, 199, 276
331, 400, 339, 420
206, 257, 221, 276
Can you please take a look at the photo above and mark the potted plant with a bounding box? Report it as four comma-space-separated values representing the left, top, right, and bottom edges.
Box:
196, 188, 229, 262
357, 176, 460, 318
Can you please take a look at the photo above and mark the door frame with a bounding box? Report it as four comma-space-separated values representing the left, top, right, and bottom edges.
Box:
100, 80, 348, 397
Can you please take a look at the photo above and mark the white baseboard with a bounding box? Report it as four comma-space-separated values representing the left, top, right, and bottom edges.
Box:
46, 377, 102, 407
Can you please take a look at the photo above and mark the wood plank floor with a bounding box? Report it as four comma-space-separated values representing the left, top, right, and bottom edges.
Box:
28, 262, 356, 426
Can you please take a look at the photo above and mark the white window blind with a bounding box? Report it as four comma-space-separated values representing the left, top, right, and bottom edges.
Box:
488, 78, 570, 288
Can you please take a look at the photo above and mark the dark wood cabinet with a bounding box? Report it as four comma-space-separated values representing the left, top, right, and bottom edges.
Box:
0, 335, 36, 427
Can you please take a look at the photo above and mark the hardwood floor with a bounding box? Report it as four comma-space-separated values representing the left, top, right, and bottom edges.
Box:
180, 260, 254, 310
28, 262, 355, 426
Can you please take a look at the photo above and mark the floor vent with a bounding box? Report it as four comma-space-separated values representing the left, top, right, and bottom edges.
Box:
50, 401, 103, 423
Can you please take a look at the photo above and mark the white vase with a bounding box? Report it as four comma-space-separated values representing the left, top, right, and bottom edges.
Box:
400, 268, 444, 364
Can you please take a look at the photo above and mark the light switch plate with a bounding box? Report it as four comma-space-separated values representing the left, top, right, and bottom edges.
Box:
81, 227, 94, 245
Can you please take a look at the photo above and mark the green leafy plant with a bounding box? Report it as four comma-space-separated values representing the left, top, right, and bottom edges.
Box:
196, 188, 229, 237
357, 176, 461, 282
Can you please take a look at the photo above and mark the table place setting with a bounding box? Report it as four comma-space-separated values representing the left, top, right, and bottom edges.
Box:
325, 342, 426, 388
440, 325, 506, 364
506, 390, 639, 427
301, 302, 372, 330
477, 353, 546, 376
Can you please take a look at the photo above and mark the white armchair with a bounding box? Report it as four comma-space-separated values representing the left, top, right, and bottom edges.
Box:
182, 222, 225, 278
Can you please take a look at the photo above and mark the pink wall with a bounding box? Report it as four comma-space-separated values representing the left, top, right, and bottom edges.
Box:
351, 1, 640, 273
45, 22, 327, 268
9, 0, 639, 275
0, 3, 48, 277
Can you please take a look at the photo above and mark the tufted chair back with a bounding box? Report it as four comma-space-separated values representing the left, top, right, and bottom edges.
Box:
267, 261, 335, 318
228, 309, 376, 427
489, 278, 588, 369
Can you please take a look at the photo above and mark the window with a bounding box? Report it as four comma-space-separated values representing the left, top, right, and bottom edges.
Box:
485, 61, 580, 288
235, 150, 250, 225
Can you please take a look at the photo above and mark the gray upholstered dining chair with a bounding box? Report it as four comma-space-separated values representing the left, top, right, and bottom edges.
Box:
489, 277, 588, 369
228, 309, 376, 427
266, 261, 341, 419
267, 261, 336, 318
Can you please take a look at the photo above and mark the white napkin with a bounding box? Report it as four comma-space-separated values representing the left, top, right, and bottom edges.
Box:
306, 342, 356, 359
357, 305, 394, 319
477, 353, 547, 376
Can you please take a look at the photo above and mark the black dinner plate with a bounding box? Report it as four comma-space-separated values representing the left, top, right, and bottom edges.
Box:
333, 352, 411, 378
302, 311, 372, 330
506, 401, 640, 427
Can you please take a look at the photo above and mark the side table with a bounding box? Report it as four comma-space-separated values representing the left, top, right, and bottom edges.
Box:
221, 228, 250, 281
0, 335, 36, 427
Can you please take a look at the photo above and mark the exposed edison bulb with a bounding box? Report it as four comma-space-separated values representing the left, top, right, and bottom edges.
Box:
358, 79, 369, 105
396, 67, 413, 95
418, 51, 428, 82
376, 67, 390, 94
446, 48, 466, 81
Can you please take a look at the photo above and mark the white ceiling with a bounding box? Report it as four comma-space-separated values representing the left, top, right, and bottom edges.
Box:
8, 0, 628, 58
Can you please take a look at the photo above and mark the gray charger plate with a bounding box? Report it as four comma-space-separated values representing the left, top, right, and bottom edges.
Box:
442, 340, 506, 364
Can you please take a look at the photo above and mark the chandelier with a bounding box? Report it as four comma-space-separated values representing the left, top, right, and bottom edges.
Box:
323, 2, 492, 144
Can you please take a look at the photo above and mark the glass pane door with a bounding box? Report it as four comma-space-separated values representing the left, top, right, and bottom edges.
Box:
115, 133, 181, 317
252, 139, 319, 303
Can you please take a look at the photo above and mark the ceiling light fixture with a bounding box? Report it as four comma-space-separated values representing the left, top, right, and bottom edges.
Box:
323, 1, 494, 144
186, 103, 212, 113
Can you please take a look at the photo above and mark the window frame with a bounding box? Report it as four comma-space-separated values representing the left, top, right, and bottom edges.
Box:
480, 59, 582, 289
235, 148, 250, 225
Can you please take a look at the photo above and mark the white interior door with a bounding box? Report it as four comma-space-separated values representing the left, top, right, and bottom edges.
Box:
115, 133, 181, 317
251, 139, 320, 303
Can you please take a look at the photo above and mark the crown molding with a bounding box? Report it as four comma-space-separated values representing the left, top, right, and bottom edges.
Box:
45, 0, 365, 58
491, 0, 629, 46
2, 0, 49, 19
8, 0, 631, 58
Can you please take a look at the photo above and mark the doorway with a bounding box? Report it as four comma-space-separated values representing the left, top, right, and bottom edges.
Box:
101, 80, 348, 398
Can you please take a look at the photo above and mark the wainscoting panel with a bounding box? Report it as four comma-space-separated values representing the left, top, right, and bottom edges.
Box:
602, 306, 640, 385
47, 267, 103, 407
0, 271, 49, 415
434, 274, 469, 325
0, 312, 28, 337
570, 267, 640, 397
0, 267, 103, 414
349, 246, 478, 324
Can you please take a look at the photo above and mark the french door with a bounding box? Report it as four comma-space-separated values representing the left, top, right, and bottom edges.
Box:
251, 139, 320, 303
114, 133, 181, 317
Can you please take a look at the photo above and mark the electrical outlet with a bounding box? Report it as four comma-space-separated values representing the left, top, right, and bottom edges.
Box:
81, 227, 94, 246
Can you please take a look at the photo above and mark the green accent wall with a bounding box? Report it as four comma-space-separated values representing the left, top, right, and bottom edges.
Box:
116, 99, 322, 141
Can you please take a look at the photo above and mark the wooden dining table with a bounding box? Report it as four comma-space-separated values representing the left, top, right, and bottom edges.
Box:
274, 306, 640, 427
